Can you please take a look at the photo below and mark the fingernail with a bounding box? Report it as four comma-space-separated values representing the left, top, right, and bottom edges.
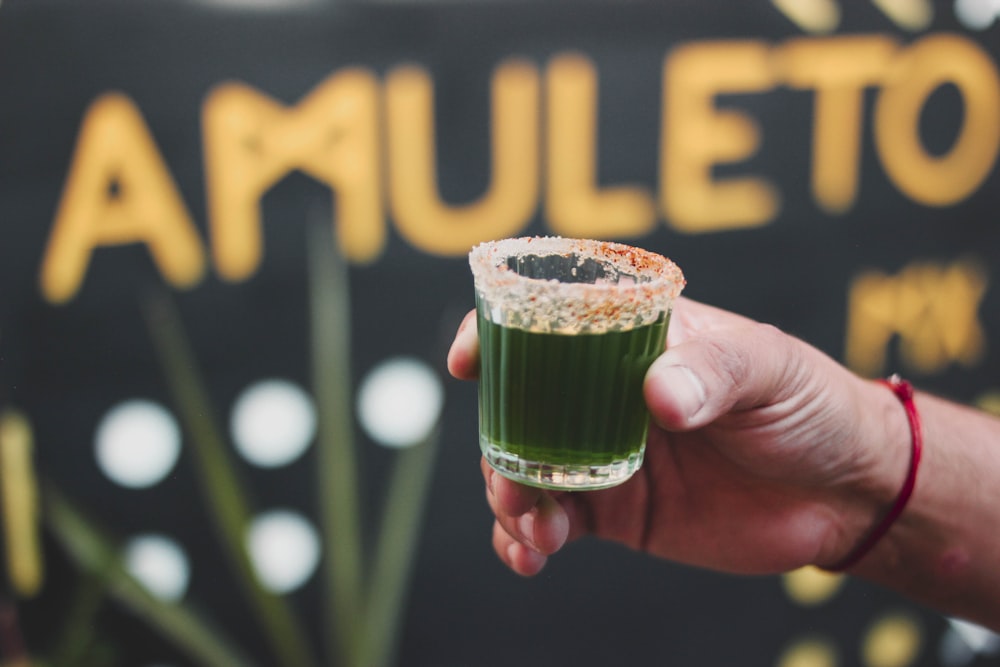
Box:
518, 512, 537, 550
649, 362, 706, 421
487, 469, 496, 497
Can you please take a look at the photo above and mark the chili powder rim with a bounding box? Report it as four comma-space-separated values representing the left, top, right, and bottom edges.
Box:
469, 236, 685, 333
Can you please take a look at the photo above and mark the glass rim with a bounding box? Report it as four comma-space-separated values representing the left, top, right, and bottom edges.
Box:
469, 236, 685, 333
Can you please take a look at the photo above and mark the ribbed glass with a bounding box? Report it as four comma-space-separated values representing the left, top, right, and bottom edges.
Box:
477, 308, 667, 489
470, 237, 683, 490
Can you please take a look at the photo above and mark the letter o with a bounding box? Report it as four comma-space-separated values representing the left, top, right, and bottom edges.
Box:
875, 34, 1000, 206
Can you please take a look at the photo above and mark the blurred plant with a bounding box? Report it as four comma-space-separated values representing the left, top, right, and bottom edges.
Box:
44, 485, 254, 667
1, 410, 251, 666
144, 293, 317, 667
0, 221, 441, 665
308, 221, 441, 667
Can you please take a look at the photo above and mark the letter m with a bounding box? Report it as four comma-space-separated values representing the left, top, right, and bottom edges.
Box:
202, 70, 383, 281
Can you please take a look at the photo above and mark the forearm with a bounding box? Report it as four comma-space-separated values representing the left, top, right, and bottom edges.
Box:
851, 391, 1000, 630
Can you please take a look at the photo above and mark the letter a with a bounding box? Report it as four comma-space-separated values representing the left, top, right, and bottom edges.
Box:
40, 93, 206, 304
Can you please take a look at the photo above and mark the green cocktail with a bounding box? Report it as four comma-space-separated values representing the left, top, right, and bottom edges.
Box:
470, 237, 684, 490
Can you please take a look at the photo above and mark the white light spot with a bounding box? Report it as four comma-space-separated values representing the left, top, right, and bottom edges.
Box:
357, 357, 443, 448
123, 534, 190, 602
95, 400, 181, 488
954, 0, 1000, 29
246, 510, 320, 594
949, 618, 1000, 654
230, 379, 316, 468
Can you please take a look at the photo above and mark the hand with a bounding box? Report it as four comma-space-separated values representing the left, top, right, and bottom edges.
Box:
448, 297, 909, 576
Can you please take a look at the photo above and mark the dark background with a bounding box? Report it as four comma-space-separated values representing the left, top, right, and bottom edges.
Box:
1, 0, 999, 665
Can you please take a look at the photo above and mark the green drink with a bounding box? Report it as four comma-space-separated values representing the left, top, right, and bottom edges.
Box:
470, 237, 684, 490
477, 315, 668, 468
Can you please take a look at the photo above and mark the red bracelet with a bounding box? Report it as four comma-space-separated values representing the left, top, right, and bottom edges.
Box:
825, 374, 923, 572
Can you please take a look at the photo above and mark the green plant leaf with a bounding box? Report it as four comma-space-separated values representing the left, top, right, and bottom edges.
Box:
143, 295, 316, 667
43, 483, 254, 667
360, 428, 440, 667
307, 221, 365, 667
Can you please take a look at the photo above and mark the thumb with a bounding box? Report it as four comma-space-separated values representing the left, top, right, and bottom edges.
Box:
643, 322, 802, 431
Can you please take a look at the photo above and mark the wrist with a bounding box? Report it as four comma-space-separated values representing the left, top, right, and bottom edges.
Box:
824, 376, 921, 571
815, 375, 915, 570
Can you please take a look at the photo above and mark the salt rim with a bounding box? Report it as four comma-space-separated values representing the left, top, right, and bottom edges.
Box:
469, 236, 685, 333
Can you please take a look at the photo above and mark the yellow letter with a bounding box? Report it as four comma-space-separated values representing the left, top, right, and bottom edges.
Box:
40, 94, 206, 303
545, 53, 655, 239
776, 36, 898, 213
845, 259, 986, 376
874, 34, 1000, 206
661, 41, 779, 232
1, 410, 42, 598
203, 69, 382, 282
386, 60, 539, 255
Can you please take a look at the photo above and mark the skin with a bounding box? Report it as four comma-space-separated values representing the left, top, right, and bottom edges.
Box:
448, 297, 1000, 631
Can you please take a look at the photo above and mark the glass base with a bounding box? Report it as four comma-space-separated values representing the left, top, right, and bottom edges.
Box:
481, 439, 644, 490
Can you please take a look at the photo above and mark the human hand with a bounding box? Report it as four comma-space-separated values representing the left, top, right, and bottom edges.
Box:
448, 297, 909, 576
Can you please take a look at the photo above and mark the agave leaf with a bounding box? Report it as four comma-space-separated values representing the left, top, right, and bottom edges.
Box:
143, 295, 316, 667
43, 483, 254, 667
307, 221, 365, 666
360, 427, 440, 667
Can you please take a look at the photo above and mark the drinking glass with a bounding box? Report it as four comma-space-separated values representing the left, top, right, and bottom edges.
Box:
470, 236, 685, 490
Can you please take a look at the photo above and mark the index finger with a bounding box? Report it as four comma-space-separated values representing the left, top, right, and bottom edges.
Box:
447, 309, 480, 380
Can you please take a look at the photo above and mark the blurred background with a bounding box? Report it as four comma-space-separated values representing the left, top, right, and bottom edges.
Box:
1, 0, 999, 665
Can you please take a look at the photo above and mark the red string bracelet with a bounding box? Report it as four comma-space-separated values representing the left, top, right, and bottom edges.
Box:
825, 374, 923, 572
